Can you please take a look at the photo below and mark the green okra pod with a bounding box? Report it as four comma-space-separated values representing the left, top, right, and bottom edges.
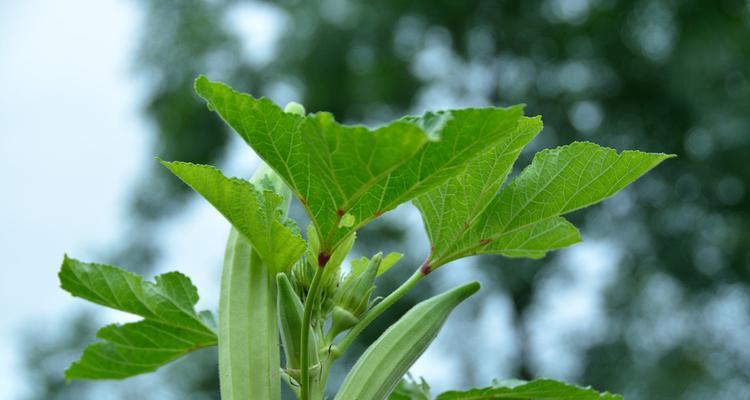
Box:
334, 280, 480, 400
220, 229, 279, 400
219, 164, 293, 400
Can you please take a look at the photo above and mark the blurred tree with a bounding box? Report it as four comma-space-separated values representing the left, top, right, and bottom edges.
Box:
23, 0, 750, 399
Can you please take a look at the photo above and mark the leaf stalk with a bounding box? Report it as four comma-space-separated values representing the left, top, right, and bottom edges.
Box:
334, 265, 427, 357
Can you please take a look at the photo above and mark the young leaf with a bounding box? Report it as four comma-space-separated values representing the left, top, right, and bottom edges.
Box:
59, 256, 217, 379
195, 76, 525, 251
161, 161, 305, 273
435, 378, 622, 399
351, 252, 403, 276
378, 252, 404, 275
418, 141, 674, 268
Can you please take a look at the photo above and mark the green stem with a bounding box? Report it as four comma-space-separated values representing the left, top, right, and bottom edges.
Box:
300, 265, 324, 400
317, 351, 335, 397
334, 267, 426, 357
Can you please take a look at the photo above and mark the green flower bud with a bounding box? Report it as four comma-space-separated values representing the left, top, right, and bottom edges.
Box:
330, 305, 360, 336
329, 253, 382, 337
290, 257, 314, 301
289, 254, 339, 318
284, 101, 306, 116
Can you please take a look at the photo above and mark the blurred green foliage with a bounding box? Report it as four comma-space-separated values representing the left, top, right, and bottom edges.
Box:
23, 0, 750, 399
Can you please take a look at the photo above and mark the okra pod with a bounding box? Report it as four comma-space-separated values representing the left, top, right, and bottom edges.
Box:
219, 164, 292, 400
334, 281, 480, 400
219, 229, 279, 400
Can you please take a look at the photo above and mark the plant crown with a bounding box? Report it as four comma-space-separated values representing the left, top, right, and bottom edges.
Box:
59, 76, 672, 399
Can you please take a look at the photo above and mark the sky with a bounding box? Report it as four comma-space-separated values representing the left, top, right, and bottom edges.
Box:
0, 0, 144, 397
0, 1, 291, 397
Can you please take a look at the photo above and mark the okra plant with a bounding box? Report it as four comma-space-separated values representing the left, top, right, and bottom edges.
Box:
59, 76, 673, 399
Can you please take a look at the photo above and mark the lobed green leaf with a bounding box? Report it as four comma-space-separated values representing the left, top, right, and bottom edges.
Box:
161, 161, 305, 273
436, 378, 622, 399
195, 76, 526, 251
418, 140, 674, 267
414, 116, 544, 259
59, 256, 217, 379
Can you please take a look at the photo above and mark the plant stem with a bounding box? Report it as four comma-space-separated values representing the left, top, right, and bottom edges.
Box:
300, 264, 324, 400
334, 267, 426, 357
315, 266, 427, 391
317, 347, 338, 397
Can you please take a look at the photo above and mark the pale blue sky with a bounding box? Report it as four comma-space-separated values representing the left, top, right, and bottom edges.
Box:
0, 0, 143, 396
0, 2, 290, 397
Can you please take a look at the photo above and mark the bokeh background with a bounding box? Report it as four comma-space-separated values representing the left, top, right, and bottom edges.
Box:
1, 0, 749, 399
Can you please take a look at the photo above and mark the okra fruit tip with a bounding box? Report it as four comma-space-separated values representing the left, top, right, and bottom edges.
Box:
334, 280, 480, 400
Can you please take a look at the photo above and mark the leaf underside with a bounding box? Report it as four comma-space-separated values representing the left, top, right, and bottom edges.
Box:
161, 161, 305, 272
195, 76, 527, 251
436, 378, 622, 399
416, 140, 674, 267
60, 256, 217, 380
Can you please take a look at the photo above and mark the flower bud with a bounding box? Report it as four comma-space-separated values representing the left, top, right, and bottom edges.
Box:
290, 257, 314, 301
330, 306, 360, 336
329, 253, 382, 337
284, 101, 306, 116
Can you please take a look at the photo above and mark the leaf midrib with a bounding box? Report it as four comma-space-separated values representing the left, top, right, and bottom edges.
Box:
424, 138, 535, 264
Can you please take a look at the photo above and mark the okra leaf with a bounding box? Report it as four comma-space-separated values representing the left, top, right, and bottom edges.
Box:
418, 141, 674, 268
161, 161, 305, 273
60, 256, 217, 380
195, 76, 525, 251
476, 217, 580, 260
414, 116, 543, 256
436, 378, 622, 399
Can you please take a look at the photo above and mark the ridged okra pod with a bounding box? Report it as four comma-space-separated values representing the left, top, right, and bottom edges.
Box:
219, 164, 292, 400
334, 281, 480, 400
